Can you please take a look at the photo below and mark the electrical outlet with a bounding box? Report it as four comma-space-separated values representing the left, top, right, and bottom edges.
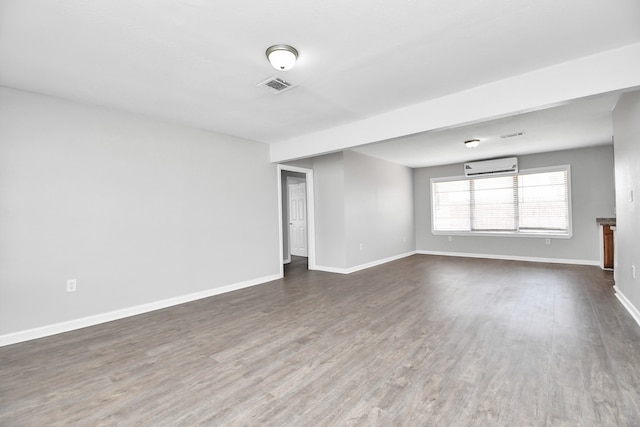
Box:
545, 239, 551, 245
66, 279, 77, 292
630, 190, 634, 203
359, 243, 364, 251
633, 265, 636, 279
448, 236, 453, 242
403, 236, 406, 242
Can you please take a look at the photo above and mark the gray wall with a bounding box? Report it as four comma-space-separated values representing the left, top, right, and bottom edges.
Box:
310, 151, 415, 270
0, 87, 280, 335
414, 145, 616, 263
613, 90, 640, 312
313, 153, 347, 268
343, 151, 414, 267
284, 158, 314, 169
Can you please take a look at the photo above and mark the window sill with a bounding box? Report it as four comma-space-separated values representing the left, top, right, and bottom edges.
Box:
432, 230, 572, 239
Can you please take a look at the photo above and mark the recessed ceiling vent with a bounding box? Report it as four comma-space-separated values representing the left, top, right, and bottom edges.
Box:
500, 131, 525, 139
257, 76, 295, 95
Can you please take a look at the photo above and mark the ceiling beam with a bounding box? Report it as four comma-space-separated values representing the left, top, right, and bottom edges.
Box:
270, 43, 640, 163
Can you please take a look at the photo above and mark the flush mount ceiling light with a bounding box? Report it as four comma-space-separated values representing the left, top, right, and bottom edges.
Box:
464, 139, 480, 148
266, 44, 298, 71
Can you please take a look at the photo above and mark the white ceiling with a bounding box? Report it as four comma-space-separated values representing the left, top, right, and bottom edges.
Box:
353, 92, 620, 168
1, 0, 639, 166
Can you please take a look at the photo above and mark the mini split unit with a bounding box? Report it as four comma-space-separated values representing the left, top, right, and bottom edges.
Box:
464, 157, 518, 177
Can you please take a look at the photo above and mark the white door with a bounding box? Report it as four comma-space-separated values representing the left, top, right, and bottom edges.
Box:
289, 182, 308, 257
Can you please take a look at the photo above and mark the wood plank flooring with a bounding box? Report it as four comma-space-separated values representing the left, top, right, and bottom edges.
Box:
2, 255, 640, 426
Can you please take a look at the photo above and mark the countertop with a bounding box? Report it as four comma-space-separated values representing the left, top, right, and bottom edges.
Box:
596, 218, 616, 226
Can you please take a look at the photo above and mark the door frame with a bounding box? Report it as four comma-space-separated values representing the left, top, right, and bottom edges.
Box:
287, 177, 307, 260
277, 164, 316, 276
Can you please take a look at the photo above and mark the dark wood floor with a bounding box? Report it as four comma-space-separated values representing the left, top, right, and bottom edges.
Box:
2, 255, 640, 426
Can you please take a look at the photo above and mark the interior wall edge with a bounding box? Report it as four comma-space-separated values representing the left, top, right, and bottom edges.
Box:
614, 285, 640, 329
314, 251, 417, 275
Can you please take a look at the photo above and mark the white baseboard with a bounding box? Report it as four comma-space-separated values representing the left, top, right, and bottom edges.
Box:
314, 251, 416, 275
416, 250, 600, 266
614, 285, 640, 328
0, 273, 282, 347
313, 265, 349, 274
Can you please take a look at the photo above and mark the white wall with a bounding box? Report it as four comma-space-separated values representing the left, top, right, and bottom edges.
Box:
0, 88, 280, 337
414, 145, 616, 263
612, 90, 640, 316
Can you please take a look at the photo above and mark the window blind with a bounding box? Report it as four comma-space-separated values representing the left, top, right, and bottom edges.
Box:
518, 170, 569, 231
432, 167, 570, 236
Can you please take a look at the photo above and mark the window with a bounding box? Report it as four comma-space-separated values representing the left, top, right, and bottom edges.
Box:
431, 166, 571, 237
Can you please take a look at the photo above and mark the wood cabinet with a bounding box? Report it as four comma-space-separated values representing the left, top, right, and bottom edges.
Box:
603, 225, 614, 269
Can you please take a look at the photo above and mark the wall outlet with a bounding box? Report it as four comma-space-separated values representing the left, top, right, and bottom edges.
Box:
633, 265, 636, 279
403, 236, 406, 242
448, 236, 453, 242
359, 243, 364, 251
630, 190, 634, 203
66, 279, 77, 292
545, 239, 551, 245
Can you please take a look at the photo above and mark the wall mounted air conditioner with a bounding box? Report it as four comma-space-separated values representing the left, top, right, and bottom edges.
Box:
464, 157, 518, 177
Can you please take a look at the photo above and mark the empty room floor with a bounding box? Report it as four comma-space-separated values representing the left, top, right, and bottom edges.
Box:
2, 255, 640, 426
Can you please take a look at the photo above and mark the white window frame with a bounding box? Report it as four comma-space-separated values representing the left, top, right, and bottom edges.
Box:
430, 165, 573, 238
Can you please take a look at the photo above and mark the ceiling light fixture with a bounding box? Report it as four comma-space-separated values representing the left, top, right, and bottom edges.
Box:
464, 139, 480, 148
266, 44, 298, 71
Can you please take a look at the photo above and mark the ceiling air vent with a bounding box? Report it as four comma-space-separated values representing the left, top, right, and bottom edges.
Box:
500, 131, 525, 139
257, 76, 295, 95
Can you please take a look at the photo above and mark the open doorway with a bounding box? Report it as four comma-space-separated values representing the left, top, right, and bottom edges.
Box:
287, 175, 307, 259
278, 164, 316, 277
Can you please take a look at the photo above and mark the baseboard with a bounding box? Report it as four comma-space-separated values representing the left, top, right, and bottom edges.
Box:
416, 250, 600, 266
614, 285, 640, 328
313, 265, 349, 274
314, 251, 417, 275
0, 273, 282, 347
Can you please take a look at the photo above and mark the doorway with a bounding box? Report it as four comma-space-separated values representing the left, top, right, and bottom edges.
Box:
288, 178, 308, 258
278, 165, 316, 277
